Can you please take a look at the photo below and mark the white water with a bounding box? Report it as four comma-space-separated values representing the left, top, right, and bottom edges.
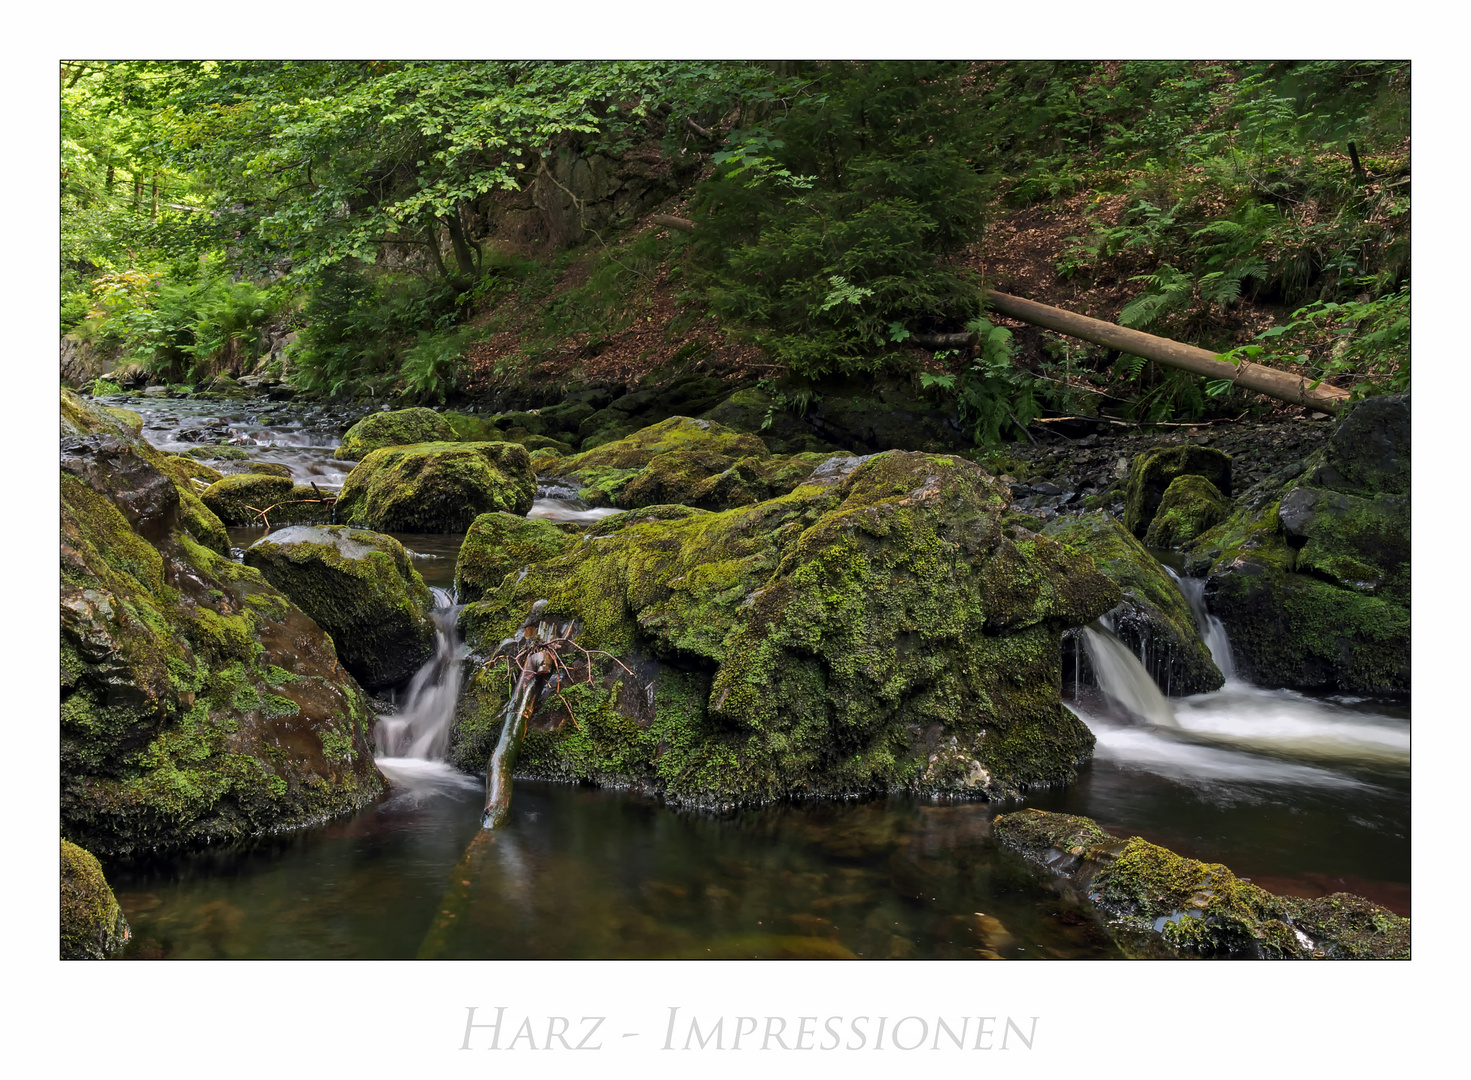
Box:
374, 587, 471, 794
1081, 622, 1177, 726
1166, 567, 1235, 678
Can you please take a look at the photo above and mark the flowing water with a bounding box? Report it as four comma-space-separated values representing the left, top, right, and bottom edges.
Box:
100, 397, 1412, 956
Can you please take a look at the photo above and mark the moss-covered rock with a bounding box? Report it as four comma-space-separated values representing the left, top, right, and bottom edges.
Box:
1043, 511, 1222, 695
452, 451, 1120, 804
60, 838, 130, 959
335, 440, 536, 532
454, 513, 578, 603
1143, 473, 1232, 549
243, 526, 436, 690
334, 406, 458, 461
1123, 444, 1232, 538
235, 461, 293, 478
700, 387, 841, 455
1184, 395, 1409, 692
199, 473, 335, 528
994, 809, 1410, 959
60, 391, 383, 857
543, 416, 834, 511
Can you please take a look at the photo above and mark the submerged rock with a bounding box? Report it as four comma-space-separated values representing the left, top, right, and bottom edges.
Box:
244, 526, 437, 690
994, 809, 1410, 959
1185, 395, 1410, 693
454, 512, 578, 603
1143, 474, 1231, 549
1042, 512, 1222, 695
1123, 444, 1232, 538
60, 390, 383, 856
60, 839, 130, 959
452, 450, 1120, 804
334, 406, 457, 461
336, 440, 535, 532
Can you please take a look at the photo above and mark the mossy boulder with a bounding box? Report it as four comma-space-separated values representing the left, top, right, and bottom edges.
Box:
1185, 395, 1409, 692
234, 461, 293, 478
700, 387, 841, 455
200, 472, 334, 528
544, 416, 830, 511
1043, 511, 1222, 695
243, 526, 437, 691
1123, 444, 1232, 538
1143, 474, 1232, 549
452, 450, 1121, 804
454, 513, 578, 603
60, 839, 130, 959
60, 391, 383, 856
994, 809, 1410, 959
801, 377, 969, 454
335, 441, 536, 532
334, 406, 458, 461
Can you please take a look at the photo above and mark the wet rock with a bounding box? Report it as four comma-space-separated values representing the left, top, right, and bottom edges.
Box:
454, 513, 578, 604
453, 450, 1120, 802
1185, 395, 1410, 693
994, 809, 1410, 959
334, 406, 458, 461
199, 473, 331, 527
1143, 474, 1231, 549
244, 526, 436, 691
1043, 511, 1222, 695
336, 440, 535, 532
60, 839, 130, 959
60, 390, 383, 857
1123, 444, 1232, 538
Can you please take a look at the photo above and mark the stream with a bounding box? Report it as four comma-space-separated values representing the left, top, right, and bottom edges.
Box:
100, 396, 1411, 958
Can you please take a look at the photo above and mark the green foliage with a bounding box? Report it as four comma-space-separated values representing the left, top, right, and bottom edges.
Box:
918, 318, 1039, 446
1252, 285, 1410, 393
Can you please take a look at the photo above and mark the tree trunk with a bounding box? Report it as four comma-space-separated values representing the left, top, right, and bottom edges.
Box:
982, 290, 1352, 413
151, 174, 158, 222
444, 211, 477, 279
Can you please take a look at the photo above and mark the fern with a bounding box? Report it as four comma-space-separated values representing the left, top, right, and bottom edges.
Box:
1120, 264, 1194, 328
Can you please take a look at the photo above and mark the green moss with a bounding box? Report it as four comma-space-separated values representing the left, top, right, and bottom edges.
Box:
200, 473, 294, 526
1123, 444, 1232, 538
60, 839, 130, 959
1143, 473, 1231, 549
335, 441, 536, 532
993, 809, 1409, 959
335, 406, 458, 460
454, 450, 1120, 803
454, 513, 577, 603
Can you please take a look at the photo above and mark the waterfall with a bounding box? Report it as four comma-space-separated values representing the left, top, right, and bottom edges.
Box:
375, 588, 466, 762
1166, 568, 1236, 679
1081, 622, 1177, 726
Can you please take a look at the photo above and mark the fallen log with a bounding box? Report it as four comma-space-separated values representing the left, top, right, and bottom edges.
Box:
982, 290, 1352, 414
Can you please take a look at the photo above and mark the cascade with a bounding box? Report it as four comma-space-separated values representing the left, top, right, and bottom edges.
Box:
1080, 621, 1178, 726
375, 587, 466, 762
1166, 567, 1236, 679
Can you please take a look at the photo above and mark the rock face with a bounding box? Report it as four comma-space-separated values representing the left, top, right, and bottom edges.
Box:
60, 839, 130, 959
994, 809, 1410, 959
1123, 444, 1232, 538
454, 513, 578, 603
1185, 395, 1409, 693
1042, 512, 1222, 695
539, 416, 834, 512
334, 406, 458, 461
336, 441, 536, 532
60, 390, 383, 856
1143, 474, 1231, 549
452, 451, 1120, 804
244, 526, 437, 691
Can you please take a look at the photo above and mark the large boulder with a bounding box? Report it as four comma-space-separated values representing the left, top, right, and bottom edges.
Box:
1043, 511, 1222, 695
335, 441, 536, 532
994, 809, 1410, 959
1185, 395, 1409, 693
700, 387, 841, 455
452, 451, 1121, 803
60, 839, 130, 959
1123, 444, 1232, 538
334, 406, 458, 461
244, 526, 437, 691
60, 390, 383, 856
454, 513, 578, 604
1144, 474, 1231, 549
